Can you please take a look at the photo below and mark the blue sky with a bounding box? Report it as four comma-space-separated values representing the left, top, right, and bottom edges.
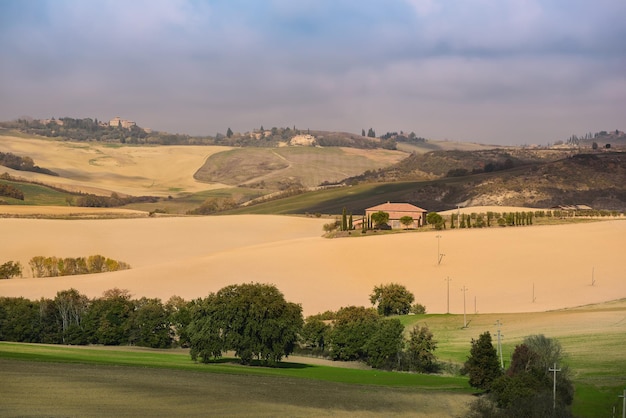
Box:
1, 0, 624, 145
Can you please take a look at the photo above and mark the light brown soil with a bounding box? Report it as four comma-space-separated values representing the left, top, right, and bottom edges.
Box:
0, 135, 232, 196
1, 211, 624, 317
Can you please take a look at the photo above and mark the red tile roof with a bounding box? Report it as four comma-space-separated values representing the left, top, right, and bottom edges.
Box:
366, 202, 427, 213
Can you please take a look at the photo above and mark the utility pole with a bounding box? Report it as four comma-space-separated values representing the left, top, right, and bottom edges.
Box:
445, 277, 452, 314
436, 235, 444, 265
591, 266, 596, 286
495, 320, 504, 369
619, 388, 626, 418
461, 286, 468, 328
549, 363, 561, 410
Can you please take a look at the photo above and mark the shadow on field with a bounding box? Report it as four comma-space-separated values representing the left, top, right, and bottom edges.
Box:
207, 357, 313, 369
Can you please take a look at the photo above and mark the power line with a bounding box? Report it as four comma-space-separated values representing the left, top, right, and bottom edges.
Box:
461, 285, 468, 328
549, 363, 561, 410
495, 320, 504, 369
444, 276, 452, 314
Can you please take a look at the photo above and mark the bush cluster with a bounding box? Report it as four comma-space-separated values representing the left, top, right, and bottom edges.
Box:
299, 306, 438, 372
0, 182, 24, 200
0, 151, 57, 176
75, 193, 158, 208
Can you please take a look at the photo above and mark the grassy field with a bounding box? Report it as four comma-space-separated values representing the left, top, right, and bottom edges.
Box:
0, 178, 72, 206
399, 300, 626, 417
0, 343, 472, 417
1, 299, 624, 416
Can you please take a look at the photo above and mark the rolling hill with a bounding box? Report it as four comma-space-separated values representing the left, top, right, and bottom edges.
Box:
1, 129, 624, 215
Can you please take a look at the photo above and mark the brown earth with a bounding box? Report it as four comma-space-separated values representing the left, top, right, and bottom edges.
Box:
0, 208, 624, 317
0, 135, 232, 196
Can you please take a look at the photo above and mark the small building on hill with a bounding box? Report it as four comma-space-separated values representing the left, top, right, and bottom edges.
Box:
365, 202, 427, 229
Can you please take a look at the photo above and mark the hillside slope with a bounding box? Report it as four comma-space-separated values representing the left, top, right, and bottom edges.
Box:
228, 152, 626, 214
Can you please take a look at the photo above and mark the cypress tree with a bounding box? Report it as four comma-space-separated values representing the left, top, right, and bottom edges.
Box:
341, 207, 348, 231
465, 331, 502, 391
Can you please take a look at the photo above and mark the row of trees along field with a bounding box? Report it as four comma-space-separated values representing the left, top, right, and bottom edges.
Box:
0, 283, 431, 369
328, 208, 623, 235
0, 282, 575, 415
0, 255, 130, 279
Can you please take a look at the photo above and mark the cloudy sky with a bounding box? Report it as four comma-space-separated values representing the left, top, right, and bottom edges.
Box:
1, 1, 624, 145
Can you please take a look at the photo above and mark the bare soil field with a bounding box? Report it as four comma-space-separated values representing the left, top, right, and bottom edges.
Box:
0, 135, 232, 196
0, 210, 624, 317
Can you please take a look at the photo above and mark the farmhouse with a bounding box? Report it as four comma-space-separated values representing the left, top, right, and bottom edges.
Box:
109, 116, 136, 129
365, 202, 427, 229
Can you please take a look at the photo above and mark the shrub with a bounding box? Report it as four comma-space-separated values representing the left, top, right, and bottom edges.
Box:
0, 261, 23, 279
410, 303, 427, 314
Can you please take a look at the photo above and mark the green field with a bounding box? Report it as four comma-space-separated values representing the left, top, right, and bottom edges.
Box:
1, 300, 625, 416
0, 178, 72, 206
398, 303, 626, 417
0, 343, 472, 417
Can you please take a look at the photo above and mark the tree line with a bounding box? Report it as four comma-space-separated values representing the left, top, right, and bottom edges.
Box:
0, 283, 434, 371
0, 151, 57, 176
0, 282, 575, 415
72, 192, 158, 208
0, 288, 178, 346
28, 255, 130, 277
1, 255, 130, 279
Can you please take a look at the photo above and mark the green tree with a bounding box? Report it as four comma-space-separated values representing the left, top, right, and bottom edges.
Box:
0, 296, 45, 342
129, 297, 174, 348
369, 283, 415, 316
341, 207, 348, 231
489, 339, 574, 416
426, 212, 444, 229
0, 261, 22, 279
188, 283, 303, 365
83, 288, 134, 345
166, 295, 193, 348
370, 211, 389, 228
403, 324, 438, 372
300, 316, 331, 353
367, 128, 376, 138
329, 306, 379, 361
399, 215, 414, 229
464, 331, 503, 391
226, 127, 233, 138
364, 319, 404, 369
53, 289, 89, 344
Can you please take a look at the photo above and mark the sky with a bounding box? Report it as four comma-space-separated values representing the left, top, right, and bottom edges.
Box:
1, 1, 625, 145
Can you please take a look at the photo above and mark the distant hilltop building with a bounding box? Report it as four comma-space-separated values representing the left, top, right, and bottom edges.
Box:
289, 134, 316, 146
109, 116, 136, 129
